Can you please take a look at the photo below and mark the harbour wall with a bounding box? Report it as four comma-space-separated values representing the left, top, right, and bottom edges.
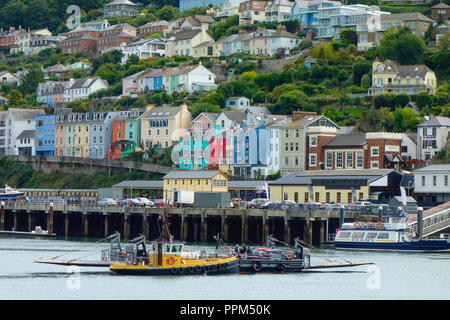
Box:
0, 203, 380, 246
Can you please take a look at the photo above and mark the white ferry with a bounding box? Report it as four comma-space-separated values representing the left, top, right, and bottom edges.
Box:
335, 221, 450, 252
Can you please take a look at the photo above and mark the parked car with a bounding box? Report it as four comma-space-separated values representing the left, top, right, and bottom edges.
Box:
245, 198, 269, 209
97, 198, 117, 206
356, 201, 372, 206
134, 197, 153, 207
154, 199, 173, 207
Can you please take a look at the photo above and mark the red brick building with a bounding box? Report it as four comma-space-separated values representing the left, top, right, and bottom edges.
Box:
61, 26, 101, 54
137, 20, 168, 39
0, 26, 24, 49
97, 23, 137, 54
307, 132, 403, 170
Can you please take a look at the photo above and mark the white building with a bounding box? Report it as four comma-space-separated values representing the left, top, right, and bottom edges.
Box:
401, 133, 417, 161
265, 0, 294, 23
215, 0, 243, 21
317, 4, 389, 40
417, 116, 450, 161
15, 130, 35, 156
5, 108, 45, 155
64, 77, 109, 103
413, 164, 450, 204
121, 37, 167, 63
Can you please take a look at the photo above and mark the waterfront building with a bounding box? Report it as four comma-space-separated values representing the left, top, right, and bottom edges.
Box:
15, 130, 35, 156
139, 104, 192, 150
416, 116, 450, 161
163, 170, 229, 202
269, 169, 404, 204
108, 109, 144, 160
369, 59, 437, 96
5, 108, 46, 156
413, 164, 450, 206
279, 112, 339, 175
35, 115, 55, 156
401, 133, 418, 162
313, 132, 403, 171
0, 111, 7, 155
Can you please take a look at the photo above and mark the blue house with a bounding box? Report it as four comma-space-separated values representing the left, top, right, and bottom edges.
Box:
35, 115, 55, 156
291, 0, 338, 28
179, 0, 226, 11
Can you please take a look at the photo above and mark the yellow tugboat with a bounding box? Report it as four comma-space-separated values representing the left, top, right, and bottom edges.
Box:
109, 213, 239, 275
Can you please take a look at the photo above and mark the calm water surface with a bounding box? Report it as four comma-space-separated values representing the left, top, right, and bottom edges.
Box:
0, 237, 449, 300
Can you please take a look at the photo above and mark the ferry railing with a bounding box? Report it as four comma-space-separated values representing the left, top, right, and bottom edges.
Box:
327, 233, 336, 242
409, 208, 450, 237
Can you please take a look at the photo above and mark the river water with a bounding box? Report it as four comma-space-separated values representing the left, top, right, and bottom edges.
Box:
0, 236, 449, 300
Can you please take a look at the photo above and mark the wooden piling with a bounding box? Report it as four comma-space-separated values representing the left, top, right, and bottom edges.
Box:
0, 202, 4, 231
83, 212, 89, 237
47, 204, 54, 234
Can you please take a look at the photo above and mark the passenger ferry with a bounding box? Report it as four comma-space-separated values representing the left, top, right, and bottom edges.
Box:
0, 185, 25, 201
335, 221, 450, 252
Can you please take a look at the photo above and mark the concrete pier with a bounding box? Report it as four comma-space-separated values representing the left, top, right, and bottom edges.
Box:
2, 203, 377, 246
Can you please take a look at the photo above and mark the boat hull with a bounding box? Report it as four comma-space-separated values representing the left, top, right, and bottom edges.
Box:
0, 192, 24, 201
110, 259, 240, 275
335, 240, 450, 252
239, 258, 304, 273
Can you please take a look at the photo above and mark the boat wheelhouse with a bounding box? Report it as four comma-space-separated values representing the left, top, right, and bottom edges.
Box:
335, 221, 450, 252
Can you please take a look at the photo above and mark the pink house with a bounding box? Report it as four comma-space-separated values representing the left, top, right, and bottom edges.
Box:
122, 69, 146, 96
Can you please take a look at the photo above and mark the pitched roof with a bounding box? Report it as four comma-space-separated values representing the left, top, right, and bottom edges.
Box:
413, 164, 450, 172
68, 77, 106, 90
417, 116, 450, 127
105, 0, 138, 6
139, 106, 183, 119
359, 12, 434, 24
432, 2, 450, 9
221, 110, 248, 124
163, 170, 227, 179
8, 108, 45, 121
374, 60, 434, 78
323, 134, 367, 147
173, 29, 202, 41
16, 130, 35, 140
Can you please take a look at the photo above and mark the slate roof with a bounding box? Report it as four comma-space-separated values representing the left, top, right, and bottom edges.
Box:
417, 116, 450, 127
68, 77, 107, 90
269, 169, 398, 185
173, 29, 202, 41
163, 170, 227, 179
432, 2, 450, 9
323, 134, 367, 147
8, 108, 45, 121
374, 59, 434, 78
105, 0, 138, 6
16, 130, 35, 140
221, 110, 248, 124
413, 164, 450, 172
139, 106, 183, 119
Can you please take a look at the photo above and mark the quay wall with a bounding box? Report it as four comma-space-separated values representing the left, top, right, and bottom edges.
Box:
0, 203, 380, 246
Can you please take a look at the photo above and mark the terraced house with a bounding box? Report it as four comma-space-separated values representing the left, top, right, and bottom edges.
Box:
108, 109, 144, 160
139, 104, 192, 150
369, 59, 437, 96
34, 115, 55, 156
134, 64, 217, 94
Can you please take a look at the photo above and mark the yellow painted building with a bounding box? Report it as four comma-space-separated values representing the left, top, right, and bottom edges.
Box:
369, 59, 437, 96
163, 170, 230, 201
140, 104, 192, 150
73, 123, 90, 158
269, 169, 402, 204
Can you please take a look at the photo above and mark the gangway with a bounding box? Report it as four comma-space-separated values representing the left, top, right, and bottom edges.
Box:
408, 202, 450, 238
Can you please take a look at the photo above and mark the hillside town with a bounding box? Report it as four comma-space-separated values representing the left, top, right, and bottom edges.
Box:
0, 0, 448, 212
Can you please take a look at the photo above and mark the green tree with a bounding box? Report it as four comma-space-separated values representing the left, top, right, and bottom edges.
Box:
340, 29, 357, 46
361, 74, 371, 89
18, 64, 44, 95
378, 27, 427, 65
353, 61, 371, 86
